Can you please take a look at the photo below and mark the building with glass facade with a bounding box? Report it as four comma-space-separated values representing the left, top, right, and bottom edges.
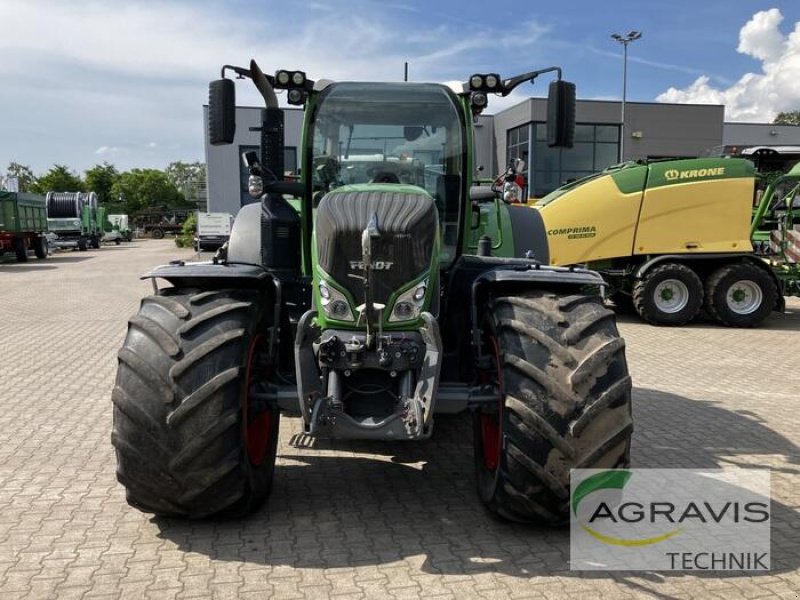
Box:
205, 98, 800, 213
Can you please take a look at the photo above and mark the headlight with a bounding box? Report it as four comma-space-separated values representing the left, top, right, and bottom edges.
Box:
470, 74, 484, 89
276, 70, 290, 86
291, 71, 306, 86
485, 74, 499, 89
389, 279, 428, 322
248, 175, 263, 198
319, 280, 354, 321
503, 181, 522, 203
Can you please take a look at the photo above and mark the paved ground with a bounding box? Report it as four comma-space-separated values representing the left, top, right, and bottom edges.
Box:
1, 239, 798, 599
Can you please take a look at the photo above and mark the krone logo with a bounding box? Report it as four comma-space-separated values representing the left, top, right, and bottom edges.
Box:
664, 167, 726, 181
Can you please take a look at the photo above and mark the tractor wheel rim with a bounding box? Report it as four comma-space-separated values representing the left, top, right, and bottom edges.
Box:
726, 280, 763, 315
243, 334, 272, 467
653, 279, 690, 313
479, 335, 503, 472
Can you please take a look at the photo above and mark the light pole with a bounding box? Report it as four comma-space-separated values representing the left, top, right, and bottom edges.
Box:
611, 31, 642, 162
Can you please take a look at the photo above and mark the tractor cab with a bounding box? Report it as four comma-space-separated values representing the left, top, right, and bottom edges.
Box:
307, 82, 466, 264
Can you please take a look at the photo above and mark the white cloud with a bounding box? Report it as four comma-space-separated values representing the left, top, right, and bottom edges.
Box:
95, 146, 120, 155
0, 0, 553, 172
657, 9, 800, 122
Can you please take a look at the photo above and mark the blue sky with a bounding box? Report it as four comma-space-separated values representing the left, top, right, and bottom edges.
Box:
1, 0, 799, 175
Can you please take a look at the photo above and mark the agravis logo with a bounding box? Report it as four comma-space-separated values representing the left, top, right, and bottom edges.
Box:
572, 470, 681, 547
570, 469, 771, 571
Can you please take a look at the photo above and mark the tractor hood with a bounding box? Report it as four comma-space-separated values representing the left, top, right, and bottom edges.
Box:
313, 184, 439, 328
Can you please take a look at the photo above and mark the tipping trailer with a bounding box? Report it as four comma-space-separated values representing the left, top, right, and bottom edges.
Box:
0, 192, 49, 262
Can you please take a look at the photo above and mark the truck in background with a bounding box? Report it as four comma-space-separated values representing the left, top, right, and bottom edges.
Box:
194, 212, 233, 251
104, 214, 133, 243
0, 192, 49, 262
133, 208, 191, 239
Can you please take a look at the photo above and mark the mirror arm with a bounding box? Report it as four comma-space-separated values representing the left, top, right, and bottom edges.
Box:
501, 66, 562, 97
221, 64, 251, 80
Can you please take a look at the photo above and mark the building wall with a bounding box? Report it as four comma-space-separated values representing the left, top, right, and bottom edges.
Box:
722, 122, 800, 147
206, 98, 800, 210
204, 106, 304, 216
493, 98, 725, 174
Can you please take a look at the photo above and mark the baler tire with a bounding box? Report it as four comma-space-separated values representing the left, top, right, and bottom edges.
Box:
34, 236, 48, 259
14, 238, 28, 262
112, 288, 279, 518
473, 291, 633, 524
151, 228, 165, 239
632, 263, 703, 326
704, 263, 777, 328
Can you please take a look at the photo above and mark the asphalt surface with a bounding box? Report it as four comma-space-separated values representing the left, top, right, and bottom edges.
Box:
1, 239, 799, 599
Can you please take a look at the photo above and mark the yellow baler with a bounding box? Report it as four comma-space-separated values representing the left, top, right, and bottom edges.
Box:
534, 158, 781, 327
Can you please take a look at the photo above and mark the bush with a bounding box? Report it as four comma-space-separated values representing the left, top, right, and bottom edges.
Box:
175, 212, 197, 248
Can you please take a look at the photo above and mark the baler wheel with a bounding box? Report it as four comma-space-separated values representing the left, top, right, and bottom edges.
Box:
704, 262, 777, 327
632, 263, 703, 326
473, 291, 633, 524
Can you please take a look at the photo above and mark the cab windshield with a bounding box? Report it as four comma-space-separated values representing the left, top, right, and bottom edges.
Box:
308, 82, 466, 262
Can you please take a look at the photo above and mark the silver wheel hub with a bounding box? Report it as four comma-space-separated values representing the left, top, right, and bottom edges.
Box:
653, 279, 690, 314
726, 280, 762, 315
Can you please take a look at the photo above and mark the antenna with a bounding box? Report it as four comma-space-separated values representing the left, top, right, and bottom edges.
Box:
404, 62, 408, 82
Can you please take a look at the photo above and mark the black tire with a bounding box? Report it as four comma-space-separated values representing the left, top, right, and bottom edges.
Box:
112, 288, 280, 518
34, 236, 48, 259
14, 237, 28, 262
151, 228, 165, 239
608, 292, 635, 314
704, 262, 777, 327
474, 291, 633, 524
91, 235, 101, 249
78, 238, 88, 251
115, 238, 121, 245
632, 263, 703, 326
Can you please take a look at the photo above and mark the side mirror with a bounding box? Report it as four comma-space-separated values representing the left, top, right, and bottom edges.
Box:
208, 79, 236, 145
547, 80, 576, 148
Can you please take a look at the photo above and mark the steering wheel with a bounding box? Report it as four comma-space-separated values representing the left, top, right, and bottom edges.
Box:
370, 171, 401, 184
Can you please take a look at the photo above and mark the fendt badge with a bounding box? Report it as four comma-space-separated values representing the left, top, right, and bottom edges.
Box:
350, 261, 394, 270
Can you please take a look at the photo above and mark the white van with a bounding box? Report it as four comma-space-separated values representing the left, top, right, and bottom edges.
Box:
195, 212, 234, 251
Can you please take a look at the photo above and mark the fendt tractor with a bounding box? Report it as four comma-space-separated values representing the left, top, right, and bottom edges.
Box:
534, 157, 794, 327
111, 61, 633, 523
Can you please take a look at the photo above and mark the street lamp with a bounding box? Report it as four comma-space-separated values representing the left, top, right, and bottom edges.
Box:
611, 30, 642, 162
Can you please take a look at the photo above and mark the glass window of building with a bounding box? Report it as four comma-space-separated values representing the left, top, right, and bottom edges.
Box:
522, 123, 620, 197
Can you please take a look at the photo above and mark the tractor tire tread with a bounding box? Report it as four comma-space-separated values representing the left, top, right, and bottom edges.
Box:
476, 291, 633, 524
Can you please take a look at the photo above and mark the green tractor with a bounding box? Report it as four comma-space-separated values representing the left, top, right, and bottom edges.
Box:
111, 61, 633, 523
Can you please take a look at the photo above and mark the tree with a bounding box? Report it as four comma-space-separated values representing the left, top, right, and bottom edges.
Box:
111, 169, 185, 214
165, 161, 206, 206
773, 111, 800, 126
85, 162, 120, 204
5, 162, 36, 192
30, 164, 85, 194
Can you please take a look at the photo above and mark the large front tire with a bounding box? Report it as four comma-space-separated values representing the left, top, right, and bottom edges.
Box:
112, 288, 279, 518
474, 291, 633, 524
